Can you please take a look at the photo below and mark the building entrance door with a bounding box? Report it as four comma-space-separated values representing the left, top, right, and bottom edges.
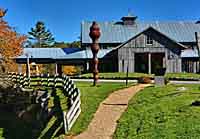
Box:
151, 53, 165, 74
135, 53, 148, 73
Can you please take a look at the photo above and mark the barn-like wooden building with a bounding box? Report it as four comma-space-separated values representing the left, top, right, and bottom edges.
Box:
81, 14, 200, 74
16, 14, 200, 74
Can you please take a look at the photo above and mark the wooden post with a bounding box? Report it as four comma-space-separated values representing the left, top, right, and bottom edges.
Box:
126, 59, 129, 86
132, 53, 135, 72
18, 64, 22, 73
89, 22, 101, 86
55, 63, 58, 74
25, 53, 31, 78
57, 64, 62, 75
148, 53, 151, 74
63, 111, 68, 134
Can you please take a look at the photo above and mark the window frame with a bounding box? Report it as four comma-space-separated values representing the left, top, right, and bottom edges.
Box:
146, 35, 153, 45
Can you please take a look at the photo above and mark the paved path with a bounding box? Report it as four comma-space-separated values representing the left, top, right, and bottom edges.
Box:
170, 80, 200, 84
74, 84, 150, 139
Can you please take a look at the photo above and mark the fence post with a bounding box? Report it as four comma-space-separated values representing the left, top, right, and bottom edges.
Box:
63, 111, 68, 134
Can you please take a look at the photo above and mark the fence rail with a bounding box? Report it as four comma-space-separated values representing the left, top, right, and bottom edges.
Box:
8, 72, 81, 133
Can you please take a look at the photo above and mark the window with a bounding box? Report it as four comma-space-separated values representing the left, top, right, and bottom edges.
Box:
146, 35, 153, 45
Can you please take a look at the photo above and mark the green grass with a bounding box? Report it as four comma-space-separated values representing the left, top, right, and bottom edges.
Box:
114, 84, 200, 139
81, 72, 153, 78
37, 88, 67, 139
166, 73, 200, 80
68, 82, 134, 135
80, 72, 200, 80
0, 80, 133, 138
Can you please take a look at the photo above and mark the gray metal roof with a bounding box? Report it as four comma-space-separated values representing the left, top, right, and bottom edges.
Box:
16, 48, 113, 60
17, 48, 67, 59
181, 48, 199, 58
82, 21, 200, 43
57, 48, 113, 59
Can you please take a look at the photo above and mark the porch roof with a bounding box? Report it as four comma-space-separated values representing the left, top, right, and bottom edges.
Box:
16, 48, 113, 61
16, 48, 81, 59
181, 48, 199, 58
56, 48, 113, 59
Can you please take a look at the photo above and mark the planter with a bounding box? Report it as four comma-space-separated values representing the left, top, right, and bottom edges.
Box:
155, 68, 166, 76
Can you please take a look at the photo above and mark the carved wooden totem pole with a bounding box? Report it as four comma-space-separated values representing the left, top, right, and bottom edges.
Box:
89, 22, 101, 86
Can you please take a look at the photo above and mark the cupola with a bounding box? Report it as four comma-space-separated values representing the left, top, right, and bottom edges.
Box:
121, 12, 137, 26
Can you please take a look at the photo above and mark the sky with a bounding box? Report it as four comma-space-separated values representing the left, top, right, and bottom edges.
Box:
0, 0, 199, 42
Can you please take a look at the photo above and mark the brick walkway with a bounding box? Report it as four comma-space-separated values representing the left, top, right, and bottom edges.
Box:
73, 84, 150, 139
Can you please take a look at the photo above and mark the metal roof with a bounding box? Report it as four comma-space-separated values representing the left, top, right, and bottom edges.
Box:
57, 48, 113, 59
82, 21, 200, 43
112, 26, 187, 52
181, 48, 199, 58
16, 48, 113, 60
62, 48, 81, 54
17, 48, 75, 59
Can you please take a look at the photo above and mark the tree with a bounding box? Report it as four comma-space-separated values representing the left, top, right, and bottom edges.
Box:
28, 21, 55, 47
0, 8, 26, 72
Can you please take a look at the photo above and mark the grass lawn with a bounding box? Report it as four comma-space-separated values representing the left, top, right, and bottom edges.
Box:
0, 81, 133, 138
68, 82, 134, 135
80, 72, 200, 80
166, 73, 200, 80
80, 72, 153, 79
114, 84, 200, 139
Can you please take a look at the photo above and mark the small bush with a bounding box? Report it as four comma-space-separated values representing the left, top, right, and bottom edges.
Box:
62, 66, 83, 76
165, 77, 169, 84
138, 76, 152, 84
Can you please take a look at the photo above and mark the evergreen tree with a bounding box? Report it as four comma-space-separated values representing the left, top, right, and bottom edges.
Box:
28, 21, 55, 47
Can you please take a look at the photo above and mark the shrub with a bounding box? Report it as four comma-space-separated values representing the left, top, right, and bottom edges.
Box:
138, 76, 152, 84
165, 77, 169, 84
62, 66, 83, 76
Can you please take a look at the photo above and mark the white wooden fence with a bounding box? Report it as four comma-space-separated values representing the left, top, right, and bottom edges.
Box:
8, 72, 81, 133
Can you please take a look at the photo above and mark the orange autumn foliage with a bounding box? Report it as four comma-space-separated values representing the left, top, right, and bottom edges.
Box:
63, 66, 79, 76
0, 8, 26, 72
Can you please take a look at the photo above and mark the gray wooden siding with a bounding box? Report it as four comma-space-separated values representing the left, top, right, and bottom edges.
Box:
182, 59, 200, 73
118, 30, 182, 73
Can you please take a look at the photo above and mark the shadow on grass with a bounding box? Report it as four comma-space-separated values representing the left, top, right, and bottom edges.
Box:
38, 88, 64, 139
0, 88, 65, 139
0, 106, 37, 139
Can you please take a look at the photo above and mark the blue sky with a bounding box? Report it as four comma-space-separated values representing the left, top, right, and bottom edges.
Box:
0, 0, 199, 42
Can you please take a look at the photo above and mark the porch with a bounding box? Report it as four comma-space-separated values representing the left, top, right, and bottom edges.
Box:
134, 52, 165, 74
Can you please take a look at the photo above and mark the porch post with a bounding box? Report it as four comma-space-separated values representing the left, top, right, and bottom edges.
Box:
148, 53, 151, 74
131, 52, 135, 72
18, 64, 22, 73
57, 64, 62, 75
165, 50, 168, 73
193, 62, 197, 73
55, 63, 58, 74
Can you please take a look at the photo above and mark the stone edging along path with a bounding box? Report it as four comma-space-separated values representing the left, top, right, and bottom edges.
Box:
73, 84, 151, 139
